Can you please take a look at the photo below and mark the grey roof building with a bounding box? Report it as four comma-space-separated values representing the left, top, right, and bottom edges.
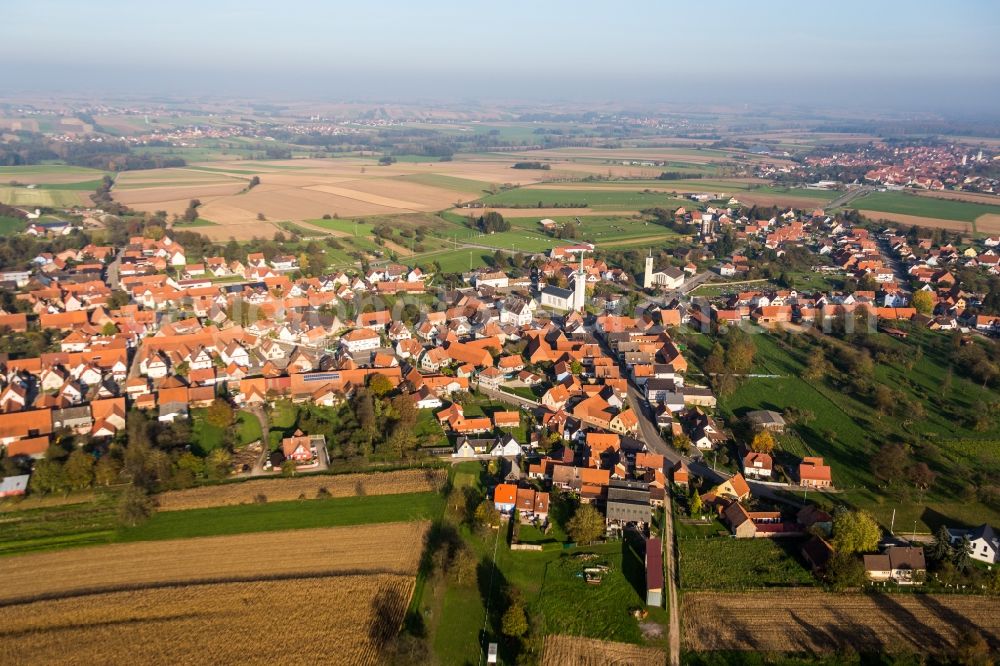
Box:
606, 479, 651, 526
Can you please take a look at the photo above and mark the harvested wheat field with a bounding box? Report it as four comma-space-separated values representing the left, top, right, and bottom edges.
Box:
0, 521, 428, 604
684, 591, 1000, 654
156, 468, 445, 511
0, 573, 413, 666
858, 210, 975, 233
976, 213, 1000, 234
540, 635, 665, 665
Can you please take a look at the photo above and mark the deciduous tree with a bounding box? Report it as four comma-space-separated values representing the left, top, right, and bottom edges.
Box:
63, 449, 94, 490
566, 504, 604, 545
832, 509, 880, 555
749, 430, 775, 454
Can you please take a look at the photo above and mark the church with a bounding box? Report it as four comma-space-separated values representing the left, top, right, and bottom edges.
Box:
540, 256, 588, 311
643, 254, 685, 290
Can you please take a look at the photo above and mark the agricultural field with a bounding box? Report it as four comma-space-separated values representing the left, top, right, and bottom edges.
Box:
0, 521, 428, 603
155, 467, 445, 511
678, 537, 814, 590
0, 574, 415, 666
505, 212, 681, 245
0, 164, 108, 208
124, 491, 443, 541
541, 635, 666, 665
850, 190, 1000, 233
1, 489, 443, 555
683, 591, 1000, 654
479, 187, 691, 210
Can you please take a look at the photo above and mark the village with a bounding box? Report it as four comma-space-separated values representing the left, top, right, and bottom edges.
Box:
1, 193, 998, 631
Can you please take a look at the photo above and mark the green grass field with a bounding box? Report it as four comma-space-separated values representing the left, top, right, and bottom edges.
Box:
678, 537, 814, 590
851, 191, 1000, 222
507, 213, 681, 244
120, 491, 443, 541
0, 215, 26, 235
173, 217, 217, 227
480, 187, 691, 210
0, 164, 107, 179
394, 173, 489, 195
0, 187, 89, 207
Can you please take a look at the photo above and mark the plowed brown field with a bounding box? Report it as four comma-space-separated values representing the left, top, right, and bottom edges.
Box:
683, 591, 1000, 653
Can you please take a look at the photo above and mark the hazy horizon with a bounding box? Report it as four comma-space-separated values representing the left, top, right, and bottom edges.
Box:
3, 0, 999, 116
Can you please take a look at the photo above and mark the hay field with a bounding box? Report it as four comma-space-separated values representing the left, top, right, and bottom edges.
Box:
683, 591, 1000, 653
155, 468, 446, 511
0, 521, 428, 604
0, 573, 413, 666
540, 635, 665, 665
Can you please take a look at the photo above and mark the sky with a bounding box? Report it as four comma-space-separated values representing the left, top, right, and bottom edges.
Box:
2, 0, 998, 115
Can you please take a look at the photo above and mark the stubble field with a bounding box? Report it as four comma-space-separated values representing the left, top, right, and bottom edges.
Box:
540, 635, 666, 665
0, 574, 414, 666
0, 521, 428, 603
683, 591, 1000, 654
154, 468, 446, 511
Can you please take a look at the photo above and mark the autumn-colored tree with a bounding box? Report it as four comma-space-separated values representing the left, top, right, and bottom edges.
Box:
205, 398, 234, 429
368, 374, 393, 398
911, 290, 934, 315
566, 504, 604, 544
474, 500, 500, 528
501, 600, 528, 638
749, 430, 775, 454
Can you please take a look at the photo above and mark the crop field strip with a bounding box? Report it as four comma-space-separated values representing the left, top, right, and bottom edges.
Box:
0, 574, 413, 666
0, 520, 428, 605
683, 591, 1000, 653
154, 467, 445, 511
540, 635, 666, 665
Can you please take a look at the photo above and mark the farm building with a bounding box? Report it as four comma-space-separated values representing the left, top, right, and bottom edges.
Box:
645, 537, 663, 606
